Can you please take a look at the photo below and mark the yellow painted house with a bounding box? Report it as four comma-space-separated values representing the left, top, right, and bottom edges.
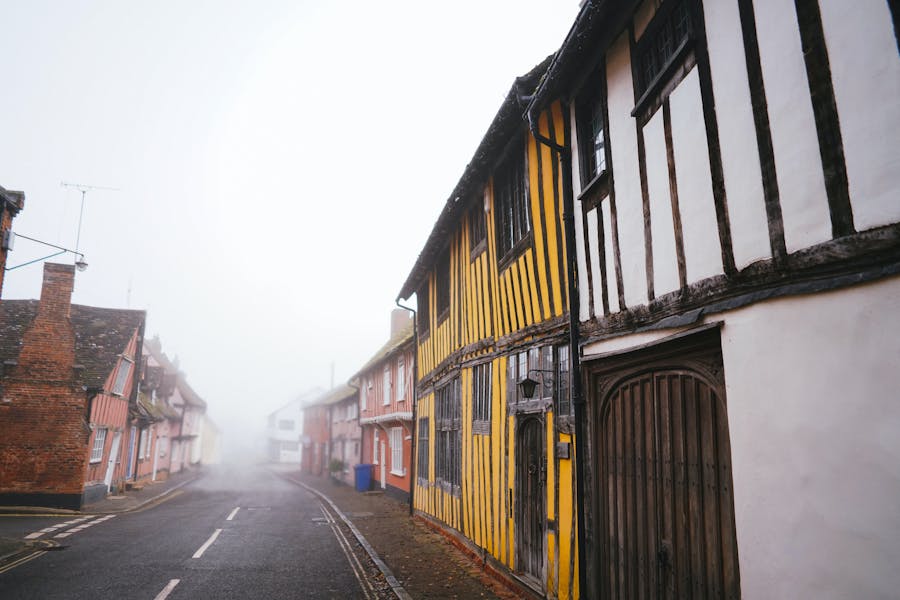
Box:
397, 58, 581, 599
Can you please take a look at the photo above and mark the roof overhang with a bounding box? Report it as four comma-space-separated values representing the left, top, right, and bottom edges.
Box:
360, 411, 414, 425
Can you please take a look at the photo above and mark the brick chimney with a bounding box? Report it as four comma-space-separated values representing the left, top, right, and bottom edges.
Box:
39, 263, 76, 319
16, 263, 77, 379
390, 308, 412, 338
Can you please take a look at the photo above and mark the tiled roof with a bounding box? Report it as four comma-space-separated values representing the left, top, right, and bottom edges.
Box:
309, 383, 357, 407
144, 335, 207, 409
70, 304, 145, 389
0, 300, 145, 389
397, 56, 553, 300
353, 320, 415, 379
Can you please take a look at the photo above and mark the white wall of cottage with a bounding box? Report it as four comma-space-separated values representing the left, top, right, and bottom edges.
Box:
722, 274, 900, 599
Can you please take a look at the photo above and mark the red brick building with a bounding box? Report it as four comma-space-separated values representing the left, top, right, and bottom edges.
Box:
0, 185, 25, 297
356, 310, 415, 500
300, 396, 329, 477
0, 263, 145, 509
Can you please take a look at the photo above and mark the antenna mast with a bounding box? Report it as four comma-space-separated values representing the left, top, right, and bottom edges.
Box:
60, 181, 119, 258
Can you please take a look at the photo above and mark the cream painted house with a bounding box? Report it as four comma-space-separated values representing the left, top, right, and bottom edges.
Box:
527, 1, 900, 598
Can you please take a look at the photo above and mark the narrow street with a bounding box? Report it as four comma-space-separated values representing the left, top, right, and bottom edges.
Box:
0, 466, 388, 599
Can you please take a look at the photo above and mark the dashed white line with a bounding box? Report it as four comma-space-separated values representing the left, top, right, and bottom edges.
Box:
226, 506, 240, 521
153, 579, 180, 600
192, 529, 222, 559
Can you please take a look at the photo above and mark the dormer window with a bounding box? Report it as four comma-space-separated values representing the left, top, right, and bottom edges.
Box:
112, 357, 133, 396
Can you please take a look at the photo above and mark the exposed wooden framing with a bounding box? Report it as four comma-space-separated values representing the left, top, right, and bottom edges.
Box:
580, 222, 900, 344
662, 99, 688, 290
596, 207, 611, 315
534, 119, 556, 319
689, 0, 737, 277
631, 25, 657, 303
547, 108, 568, 316
636, 120, 655, 301
582, 208, 597, 319
736, 0, 788, 263
891, 0, 900, 54
794, 0, 855, 238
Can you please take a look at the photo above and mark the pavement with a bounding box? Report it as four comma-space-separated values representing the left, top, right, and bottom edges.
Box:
272, 465, 523, 600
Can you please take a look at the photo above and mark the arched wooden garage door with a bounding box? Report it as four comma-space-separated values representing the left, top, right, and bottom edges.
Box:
597, 367, 740, 599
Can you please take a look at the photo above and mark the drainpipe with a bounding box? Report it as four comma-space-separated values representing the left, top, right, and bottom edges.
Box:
395, 298, 418, 516
527, 103, 588, 599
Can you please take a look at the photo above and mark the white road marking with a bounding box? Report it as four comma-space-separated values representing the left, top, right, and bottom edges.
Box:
153, 579, 181, 600
226, 507, 240, 521
192, 528, 222, 559
52, 514, 115, 538
25, 515, 97, 539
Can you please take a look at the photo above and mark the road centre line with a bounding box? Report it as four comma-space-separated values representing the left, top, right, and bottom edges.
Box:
226, 507, 240, 521
153, 579, 180, 600
192, 529, 222, 559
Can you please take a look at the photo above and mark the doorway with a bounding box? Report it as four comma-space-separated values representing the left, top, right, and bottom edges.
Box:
515, 416, 545, 583
589, 332, 740, 599
104, 431, 122, 492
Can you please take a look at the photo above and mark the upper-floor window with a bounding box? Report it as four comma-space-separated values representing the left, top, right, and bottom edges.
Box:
417, 284, 430, 336
112, 358, 133, 395
577, 82, 608, 189
278, 419, 294, 430
472, 362, 492, 434
383, 366, 392, 405
494, 146, 529, 261
361, 381, 368, 411
397, 356, 406, 402
347, 402, 358, 421
436, 250, 451, 321
469, 203, 486, 257
634, 0, 694, 113
556, 344, 572, 417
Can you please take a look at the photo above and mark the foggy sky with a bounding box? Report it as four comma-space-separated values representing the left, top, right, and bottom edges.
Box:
0, 1, 580, 447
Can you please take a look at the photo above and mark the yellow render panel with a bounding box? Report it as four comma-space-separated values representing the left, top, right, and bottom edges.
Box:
552, 102, 570, 306
558, 431, 575, 600
537, 110, 564, 318
525, 251, 541, 325
527, 134, 552, 322
509, 261, 526, 330
491, 357, 503, 560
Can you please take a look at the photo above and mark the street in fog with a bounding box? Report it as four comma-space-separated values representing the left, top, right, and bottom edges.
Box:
0, 466, 381, 599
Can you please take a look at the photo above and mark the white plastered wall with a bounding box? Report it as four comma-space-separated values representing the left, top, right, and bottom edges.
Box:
723, 275, 900, 599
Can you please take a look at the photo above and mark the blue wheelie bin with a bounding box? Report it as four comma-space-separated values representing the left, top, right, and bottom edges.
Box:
354, 463, 372, 492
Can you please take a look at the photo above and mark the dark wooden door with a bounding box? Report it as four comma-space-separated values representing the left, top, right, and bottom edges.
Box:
516, 417, 545, 582
599, 369, 739, 600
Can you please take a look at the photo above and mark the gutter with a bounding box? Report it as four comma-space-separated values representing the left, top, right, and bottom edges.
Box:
525, 100, 589, 599
395, 298, 418, 516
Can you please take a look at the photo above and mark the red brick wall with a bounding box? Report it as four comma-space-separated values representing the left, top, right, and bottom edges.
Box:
0, 264, 89, 509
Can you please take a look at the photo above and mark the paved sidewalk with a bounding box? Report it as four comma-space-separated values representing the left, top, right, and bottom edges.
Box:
274, 466, 521, 600
82, 469, 202, 514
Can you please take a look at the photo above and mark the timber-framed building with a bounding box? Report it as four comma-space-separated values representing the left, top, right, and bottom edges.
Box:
398, 58, 581, 598
526, 1, 900, 598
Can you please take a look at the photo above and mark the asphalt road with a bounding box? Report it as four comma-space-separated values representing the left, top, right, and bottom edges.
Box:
0, 465, 383, 599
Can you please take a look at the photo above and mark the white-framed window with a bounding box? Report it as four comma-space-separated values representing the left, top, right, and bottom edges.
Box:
278, 419, 295, 430
397, 356, 406, 402
91, 428, 107, 463
383, 366, 392, 405
145, 425, 154, 458
347, 402, 358, 420
389, 427, 404, 476
112, 358, 133, 395
361, 382, 368, 411
373, 429, 379, 464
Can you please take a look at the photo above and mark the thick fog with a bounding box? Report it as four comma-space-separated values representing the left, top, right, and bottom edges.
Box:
0, 0, 580, 457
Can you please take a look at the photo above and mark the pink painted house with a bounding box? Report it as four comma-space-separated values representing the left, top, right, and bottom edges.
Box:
355, 310, 415, 500
325, 384, 361, 486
